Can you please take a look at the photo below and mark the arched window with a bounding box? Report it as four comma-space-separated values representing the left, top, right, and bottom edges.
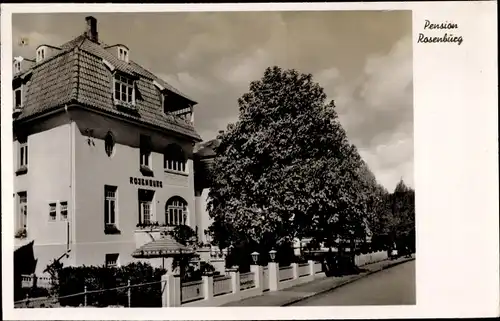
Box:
164, 144, 186, 173
165, 196, 187, 226
104, 132, 115, 157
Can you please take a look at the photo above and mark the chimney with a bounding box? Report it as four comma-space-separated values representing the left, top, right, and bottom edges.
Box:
85, 16, 98, 42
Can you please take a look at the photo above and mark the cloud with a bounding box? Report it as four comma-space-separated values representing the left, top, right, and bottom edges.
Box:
159, 72, 218, 97
12, 28, 66, 59
358, 123, 414, 191
360, 35, 413, 112
346, 35, 414, 189
214, 49, 273, 87
312, 35, 414, 189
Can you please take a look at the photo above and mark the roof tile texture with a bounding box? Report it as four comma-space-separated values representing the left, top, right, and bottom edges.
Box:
15, 34, 201, 141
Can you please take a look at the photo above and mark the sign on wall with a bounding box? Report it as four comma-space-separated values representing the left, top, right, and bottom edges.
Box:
130, 177, 163, 188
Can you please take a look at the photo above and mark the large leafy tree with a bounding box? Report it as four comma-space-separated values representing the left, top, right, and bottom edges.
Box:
207, 66, 369, 252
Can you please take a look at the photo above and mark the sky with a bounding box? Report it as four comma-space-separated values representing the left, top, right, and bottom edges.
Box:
11, 11, 413, 191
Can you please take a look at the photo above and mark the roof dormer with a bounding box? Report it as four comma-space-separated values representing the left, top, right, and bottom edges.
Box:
13, 56, 35, 75
118, 46, 129, 63
36, 45, 62, 63
104, 44, 130, 63
36, 46, 47, 63
13, 58, 22, 74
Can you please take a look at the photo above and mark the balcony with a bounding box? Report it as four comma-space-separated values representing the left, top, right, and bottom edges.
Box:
134, 223, 175, 249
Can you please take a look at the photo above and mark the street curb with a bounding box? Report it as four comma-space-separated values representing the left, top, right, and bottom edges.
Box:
281, 257, 415, 306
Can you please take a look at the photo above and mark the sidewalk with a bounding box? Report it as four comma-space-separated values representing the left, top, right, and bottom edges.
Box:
222, 256, 415, 306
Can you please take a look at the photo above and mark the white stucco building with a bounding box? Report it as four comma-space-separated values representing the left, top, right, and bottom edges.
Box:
12, 16, 216, 275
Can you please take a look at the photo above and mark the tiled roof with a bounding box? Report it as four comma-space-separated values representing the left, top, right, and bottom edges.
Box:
194, 138, 220, 158
14, 33, 201, 141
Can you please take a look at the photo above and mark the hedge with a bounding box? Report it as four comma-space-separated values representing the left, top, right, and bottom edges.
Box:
56, 262, 166, 307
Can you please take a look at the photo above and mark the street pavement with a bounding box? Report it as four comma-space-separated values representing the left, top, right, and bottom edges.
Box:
291, 259, 415, 306
222, 256, 415, 306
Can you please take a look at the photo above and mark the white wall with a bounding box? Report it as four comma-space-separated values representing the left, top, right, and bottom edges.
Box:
72, 109, 197, 267
195, 188, 212, 244
13, 108, 201, 272
14, 120, 74, 274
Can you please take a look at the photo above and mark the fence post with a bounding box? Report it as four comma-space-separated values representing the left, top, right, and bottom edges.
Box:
202, 272, 214, 301
162, 273, 181, 307
228, 267, 240, 294
268, 261, 279, 292
84, 285, 87, 307
292, 263, 299, 280
127, 280, 131, 308
308, 260, 315, 276
173, 274, 181, 307
250, 264, 263, 291
161, 274, 169, 307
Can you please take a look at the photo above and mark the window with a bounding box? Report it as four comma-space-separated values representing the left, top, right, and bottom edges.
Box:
164, 144, 186, 173
105, 253, 119, 268
166, 159, 186, 172
118, 47, 129, 62
104, 186, 117, 226
166, 197, 188, 226
19, 141, 28, 168
104, 132, 115, 157
113, 74, 134, 104
14, 61, 21, 73
60, 201, 68, 220
49, 203, 57, 221
141, 201, 152, 225
138, 189, 155, 225
14, 88, 22, 108
18, 192, 28, 230
36, 48, 45, 62
140, 135, 151, 168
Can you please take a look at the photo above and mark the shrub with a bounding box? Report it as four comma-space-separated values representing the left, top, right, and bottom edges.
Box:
57, 262, 165, 307
20, 286, 50, 299
183, 261, 218, 282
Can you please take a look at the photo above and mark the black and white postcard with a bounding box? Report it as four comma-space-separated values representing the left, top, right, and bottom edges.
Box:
1, 2, 498, 320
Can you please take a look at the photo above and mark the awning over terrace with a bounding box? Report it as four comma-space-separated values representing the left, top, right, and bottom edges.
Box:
131, 235, 194, 259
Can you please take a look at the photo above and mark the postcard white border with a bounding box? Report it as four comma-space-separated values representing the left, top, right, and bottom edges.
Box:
2, 1, 499, 319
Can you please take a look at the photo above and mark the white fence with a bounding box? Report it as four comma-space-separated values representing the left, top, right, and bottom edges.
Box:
181, 280, 204, 304
313, 262, 322, 274
166, 260, 326, 307
354, 251, 388, 267
239, 272, 255, 290
213, 275, 232, 297
169, 253, 396, 307
278, 266, 294, 281
298, 263, 309, 277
